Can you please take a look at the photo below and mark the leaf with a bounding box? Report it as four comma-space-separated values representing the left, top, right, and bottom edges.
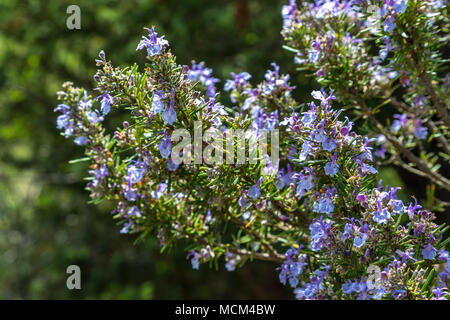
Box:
68, 157, 90, 164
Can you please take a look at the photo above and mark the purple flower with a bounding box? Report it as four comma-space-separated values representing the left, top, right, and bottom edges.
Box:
391, 114, 407, 132
159, 132, 172, 159
296, 169, 314, 198
281, 0, 297, 27
356, 193, 367, 206
151, 182, 167, 199
74, 136, 88, 146
340, 117, 353, 136
311, 89, 336, 107
127, 206, 142, 218
357, 160, 378, 176
167, 158, 179, 171
384, 16, 396, 33
407, 197, 422, 220
88, 164, 108, 189
120, 220, 133, 234
56, 113, 73, 137
188, 61, 219, 98
136, 27, 169, 56
162, 104, 177, 125
86, 110, 103, 124
97, 91, 112, 115
432, 288, 448, 300
224, 72, 251, 91
152, 90, 165, 114
375, 144, 386, 159
313, 189, 335, 215
414, 119, 428, 140
373, 201, 391, 224
239, 190, 248, 208
393, 0, 407, 14
322, 136, 337, 152
324, 153, 339, 177
353, 233, 368, 248
187, 250, 200, 270
422, 243, 437, 260
248, 177, 263, 200
308, 48, 320, 63
127, 164, 145, 183
309, 217, 332, 252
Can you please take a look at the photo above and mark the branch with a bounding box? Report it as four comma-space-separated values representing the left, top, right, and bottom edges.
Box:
388, 97, 450, 155
348, 90, 450, 192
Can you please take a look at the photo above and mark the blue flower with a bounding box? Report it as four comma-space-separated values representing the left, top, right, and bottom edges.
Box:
384, 16, 396, 33
342, 280, 353, 294
373, 286, 387, 300
188, 61, 220, 98
296, 173, 314, 198
322, 137, 337, 152
123, 187, 137, 201
79, 91, 93, 110
308, 48, 320, 63
433, 288, 448, 300
225, 253, 237, 272
151, 182, 167, 199
373, 201, 391, 224
239, 191, 248, 208
414, 119, 428, 140
97, 91, 112, 115
159, 133, 172, 159
301, 110, 316, 125
281, 0, 296, 27
56, 114, 74, 137
299, 141, 312, 162
311, 89, 336, 107
162, 105, 177, 125
86, 110, 103, 124
391, 114, 407, 132
127, 206, 142, 218
393, 0, 407, 14
324, 153, 339, 177
74, 136, 88, 146
120, 220, 133, 234
309, 216, 332, 251
187, 250, 200, 270
136, 27, 169, 56
313, 192, 335, 215
127, 164, 145, 183
224, 72, 251, 91
248, 177, 263, 199
152, 90, 165, 114
422, 243, 437, 260
167, 159, 179, 171
353, 233, 368, 248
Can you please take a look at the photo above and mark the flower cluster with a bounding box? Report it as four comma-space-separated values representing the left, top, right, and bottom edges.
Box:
54, 19, 449, 300
187, 61, 220, 98
281, 0, 450, 197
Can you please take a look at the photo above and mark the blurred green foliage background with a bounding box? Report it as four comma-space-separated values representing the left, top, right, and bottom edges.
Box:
0, 0, 446, 299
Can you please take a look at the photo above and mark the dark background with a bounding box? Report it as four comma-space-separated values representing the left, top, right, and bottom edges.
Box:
0, 0, 443, 299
